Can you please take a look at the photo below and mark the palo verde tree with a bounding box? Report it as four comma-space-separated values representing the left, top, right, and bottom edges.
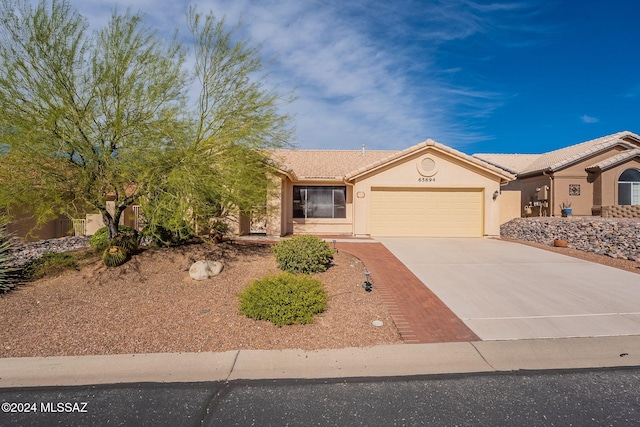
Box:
0, 0, 292, 240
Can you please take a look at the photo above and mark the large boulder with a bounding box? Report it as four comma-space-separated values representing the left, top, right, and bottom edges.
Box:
189, 260, 223, 281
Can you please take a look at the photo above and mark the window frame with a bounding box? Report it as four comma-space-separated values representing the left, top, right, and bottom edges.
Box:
293, 185, 347, 219
617, 168, 640, 206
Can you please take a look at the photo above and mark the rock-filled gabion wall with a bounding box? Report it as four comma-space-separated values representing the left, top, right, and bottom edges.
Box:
500, 217, 640, 261
7, 236, 90, 268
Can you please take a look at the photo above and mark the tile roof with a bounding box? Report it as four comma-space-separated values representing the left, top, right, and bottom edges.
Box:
473, 131, 640, 175
585, 148, 640, 171
271, 139, 515, 182
344, 139, 514, 181
472, 154, 541, 175
271, 149, 397, 181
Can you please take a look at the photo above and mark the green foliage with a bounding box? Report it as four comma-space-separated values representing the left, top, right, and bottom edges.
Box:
238, 273, 328, 327
102, 246, 128, 267
210, 220, 229, 235
272, 235, 334, 274
0, 220, 17, 291
110, 234, 138, 252
89, 226, 138, 252
21, 252, 78, 281
140, 223, 193, 247
0, 0, 292, 241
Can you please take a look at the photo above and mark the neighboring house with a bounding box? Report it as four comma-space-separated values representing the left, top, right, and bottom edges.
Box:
474, 131, 640, 218
254, 139, 516, 238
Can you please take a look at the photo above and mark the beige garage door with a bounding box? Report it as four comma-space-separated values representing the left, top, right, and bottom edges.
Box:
370, 188, 483, 237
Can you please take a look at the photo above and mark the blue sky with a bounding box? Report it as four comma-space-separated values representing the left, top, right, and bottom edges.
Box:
49, 0, 640, 153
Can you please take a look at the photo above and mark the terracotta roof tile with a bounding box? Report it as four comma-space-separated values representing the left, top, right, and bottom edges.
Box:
472, 154, 541, 174
474, 131, 640, 175
271, 139, 515, 182
271, 149, 398, 181
585, 148, 640, 171
345, 139, 514, 181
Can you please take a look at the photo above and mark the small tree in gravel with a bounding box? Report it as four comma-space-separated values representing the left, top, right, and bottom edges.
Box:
0, 0, 292, 241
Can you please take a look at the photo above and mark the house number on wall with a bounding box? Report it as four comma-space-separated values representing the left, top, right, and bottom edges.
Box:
418, 177, 436, 182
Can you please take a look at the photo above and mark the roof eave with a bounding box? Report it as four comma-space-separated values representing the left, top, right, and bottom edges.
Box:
585, 151, 640, 172
346, 139, 515, 182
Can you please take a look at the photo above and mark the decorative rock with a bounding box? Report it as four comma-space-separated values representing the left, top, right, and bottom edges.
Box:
501, 217, 640, 259
189, 260, 223, 281
7, 236, 90, 268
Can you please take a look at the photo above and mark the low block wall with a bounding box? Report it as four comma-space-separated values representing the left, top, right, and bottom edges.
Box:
601, 205, 640, 218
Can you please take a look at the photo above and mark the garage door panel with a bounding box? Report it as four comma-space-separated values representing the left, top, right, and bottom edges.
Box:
370, 188, 483, 237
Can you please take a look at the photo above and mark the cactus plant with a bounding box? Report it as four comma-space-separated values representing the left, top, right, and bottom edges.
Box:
110, 234, 138, 252
102, 246, 128, 267
90, 226, 138, 252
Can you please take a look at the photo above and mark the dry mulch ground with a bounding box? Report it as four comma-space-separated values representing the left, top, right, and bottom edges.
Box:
0, 241, 401, 358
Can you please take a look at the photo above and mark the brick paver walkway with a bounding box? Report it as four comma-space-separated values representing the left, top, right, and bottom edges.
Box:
336, 242, 479, 344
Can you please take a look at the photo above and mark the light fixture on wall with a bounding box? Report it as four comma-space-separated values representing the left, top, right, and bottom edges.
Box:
493, 190, 500, 200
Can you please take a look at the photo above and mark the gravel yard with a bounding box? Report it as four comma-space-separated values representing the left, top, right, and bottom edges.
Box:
0, 241, 401, 358
2, 229, 637, 359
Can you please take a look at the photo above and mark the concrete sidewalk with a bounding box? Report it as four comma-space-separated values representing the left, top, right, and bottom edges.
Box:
2, 336, 640, 387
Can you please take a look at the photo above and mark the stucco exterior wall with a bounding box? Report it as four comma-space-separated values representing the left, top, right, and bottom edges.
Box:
279, 178, 354, 236
85, 214, 105, 236
264, 176, 285, 237
499, 190, 522, 224
6, 212, 71, 241
600, 159, 640, 207
550, 147, 627, 216
497, 174, 551, 217
552, 175, 592, 216
351, 149, 504, 237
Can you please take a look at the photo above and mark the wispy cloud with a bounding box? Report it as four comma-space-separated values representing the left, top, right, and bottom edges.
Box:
621, 84, 640, 99
52, 0, 548, 150
581, 115, 599, 124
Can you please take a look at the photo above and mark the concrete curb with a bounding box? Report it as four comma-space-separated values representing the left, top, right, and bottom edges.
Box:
2, 336, 640, 387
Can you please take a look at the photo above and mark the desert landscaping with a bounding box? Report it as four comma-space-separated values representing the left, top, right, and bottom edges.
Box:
0, 240, 402, 358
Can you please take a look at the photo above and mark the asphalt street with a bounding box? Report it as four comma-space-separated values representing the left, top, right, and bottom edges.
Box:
2, 367, 640, 426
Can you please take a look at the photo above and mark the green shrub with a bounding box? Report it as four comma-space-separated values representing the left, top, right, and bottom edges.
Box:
239, 272, 328, 327
272, 235, 334, 274
0, 225, 17, 292
140, 223, 193, 247
89, 226, 138, 252
102, 246, 128, 267
21, 252, 78, 281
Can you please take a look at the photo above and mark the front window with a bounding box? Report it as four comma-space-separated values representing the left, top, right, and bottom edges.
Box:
618, 168, 640, 205
293, 186, 346, 219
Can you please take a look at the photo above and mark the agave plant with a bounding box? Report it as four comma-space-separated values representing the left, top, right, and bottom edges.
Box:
0, 226, 17, 292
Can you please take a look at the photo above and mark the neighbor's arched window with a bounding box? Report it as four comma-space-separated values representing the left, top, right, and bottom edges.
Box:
618, 168, 640, 205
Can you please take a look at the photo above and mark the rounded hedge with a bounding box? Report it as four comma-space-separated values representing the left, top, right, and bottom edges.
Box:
272, 235, 334, 274
239, 272, 328, 327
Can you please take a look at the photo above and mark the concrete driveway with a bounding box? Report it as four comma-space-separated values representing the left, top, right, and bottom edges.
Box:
378, 238, 640, 341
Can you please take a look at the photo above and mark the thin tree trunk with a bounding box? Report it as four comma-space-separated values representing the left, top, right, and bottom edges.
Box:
102, 210, 121, 239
